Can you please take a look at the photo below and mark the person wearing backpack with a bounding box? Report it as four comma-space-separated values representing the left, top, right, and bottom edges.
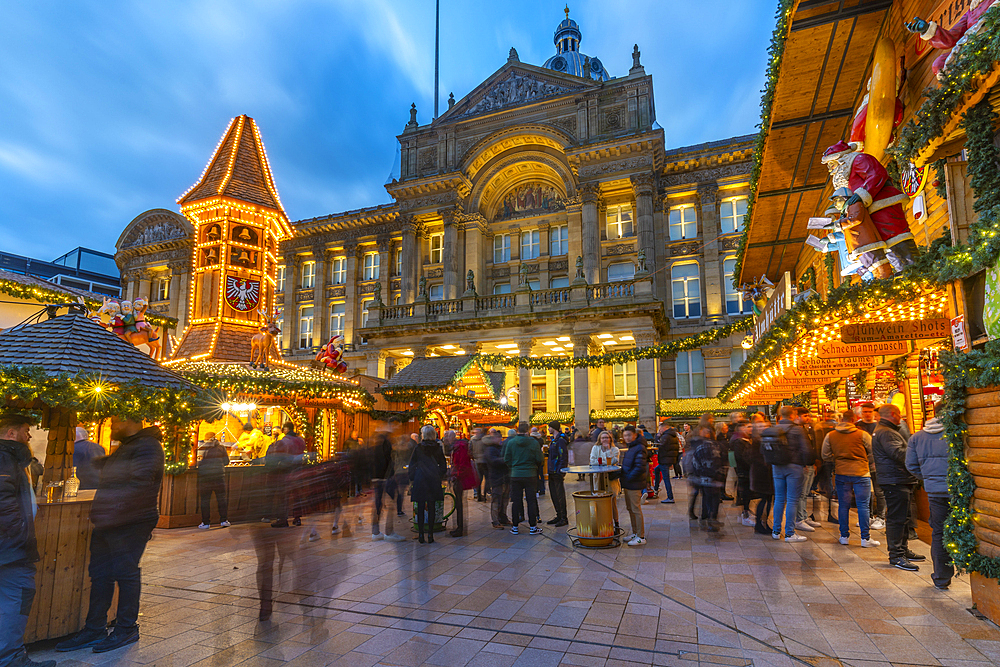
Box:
762, 406, 811, 542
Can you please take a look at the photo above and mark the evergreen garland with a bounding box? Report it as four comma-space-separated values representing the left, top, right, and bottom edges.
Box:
731, 0, 796, 288
932, 158, 949, 201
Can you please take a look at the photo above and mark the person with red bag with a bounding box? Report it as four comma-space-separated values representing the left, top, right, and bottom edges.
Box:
448, 430, 477, 537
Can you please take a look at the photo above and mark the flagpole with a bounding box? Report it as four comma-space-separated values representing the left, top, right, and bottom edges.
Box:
434, 0, 440, 119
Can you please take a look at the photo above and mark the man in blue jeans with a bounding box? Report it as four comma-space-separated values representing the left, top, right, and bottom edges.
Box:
766, 406, 811, 543
654, 421, 679, 503
821, 409, 881, 548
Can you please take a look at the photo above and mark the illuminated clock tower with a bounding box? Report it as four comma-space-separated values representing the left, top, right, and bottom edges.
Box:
171, 115, 294, 362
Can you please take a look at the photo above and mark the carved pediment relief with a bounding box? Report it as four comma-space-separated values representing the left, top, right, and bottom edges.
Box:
456, 70, 582, 119
118, 209, 192, 251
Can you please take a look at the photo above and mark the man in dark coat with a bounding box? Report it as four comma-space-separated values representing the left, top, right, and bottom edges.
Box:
197, 432, 230, 529
545, 422, 569, 527
873, 405, 925, 571
654, 421, 680, 503
73, 426, 105, 491
57, 416, 164, 655
0, 414, 55, 667
409, 425, 447, 543
906, 404, 952, 589
484, 429, 509, 528
620, 426, 648, 546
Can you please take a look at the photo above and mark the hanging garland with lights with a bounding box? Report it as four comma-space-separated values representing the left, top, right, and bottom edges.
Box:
889, 4, 1000, 168
718, 259, 941, 401
174, 361, 373, 409
657, 397, 748, 418
368, 407, 427, 423
591, 408, 637, 422
0, 365, 197, 425
475, 316, 752, 370
529, 411, 574, 425
731, 0, 796, 288
939, 341, 1000, 579
823, 380, 841, 404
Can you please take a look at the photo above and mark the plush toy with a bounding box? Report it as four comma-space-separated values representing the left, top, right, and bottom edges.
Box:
315, 335, 348, 374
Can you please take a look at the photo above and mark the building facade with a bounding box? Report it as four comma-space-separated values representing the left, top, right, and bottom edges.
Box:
116, 11, 754, 424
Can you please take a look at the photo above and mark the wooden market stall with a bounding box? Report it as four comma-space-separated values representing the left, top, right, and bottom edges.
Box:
155, 360, 374, 528
378, 356, 516, 433
0, 313, 195, 642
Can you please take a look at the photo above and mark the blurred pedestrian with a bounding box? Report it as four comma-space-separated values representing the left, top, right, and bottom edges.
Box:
484, 428, 509, 528
545, 421, 569, 527
73, 426, 105, 491
448, 430, 476, 537
409, 425, 447, 543
197, 432, 230, 529
370, 423, 405, 542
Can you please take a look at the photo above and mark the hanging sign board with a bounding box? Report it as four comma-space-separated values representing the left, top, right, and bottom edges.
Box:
841, 319, 951, 344
782, 366, 842, 382
951, 315, 969, 351
753, 272, 793, 345
817, 340, 909, 359
796, 356, 877, 372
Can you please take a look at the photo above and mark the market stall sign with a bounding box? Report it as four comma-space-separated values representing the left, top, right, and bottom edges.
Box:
744, 394, 792, 403
796, 356, 877, 371
783, 366, 842, 381
841, 319, 950, 344
951, 315, 969, 351
753, 272, 793, 347
770, 378, 836, 390
817, 340, 909, 359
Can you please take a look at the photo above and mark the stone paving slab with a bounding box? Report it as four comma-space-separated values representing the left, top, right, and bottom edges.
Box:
28, 478, 1000, 667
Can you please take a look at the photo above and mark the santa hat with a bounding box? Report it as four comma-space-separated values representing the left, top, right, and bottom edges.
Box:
821, 141, 860, 163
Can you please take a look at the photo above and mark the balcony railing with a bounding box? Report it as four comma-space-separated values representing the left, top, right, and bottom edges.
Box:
590, 282, 634, 300
380, 304, 414, 320
476, 294, 514, 311
529, 288, 571, 307
427, 299, 463, 316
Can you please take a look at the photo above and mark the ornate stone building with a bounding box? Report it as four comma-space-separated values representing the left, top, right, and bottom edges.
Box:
116, 11, 754, 426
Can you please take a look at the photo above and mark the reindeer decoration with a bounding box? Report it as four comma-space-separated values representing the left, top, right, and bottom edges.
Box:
250, 307, 281, 370
91, 297, 162, 359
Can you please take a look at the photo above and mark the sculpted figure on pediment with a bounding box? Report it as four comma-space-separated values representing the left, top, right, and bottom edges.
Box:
461, 72, 578, 118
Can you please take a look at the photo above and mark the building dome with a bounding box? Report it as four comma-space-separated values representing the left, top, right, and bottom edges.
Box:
542, 7, 610, 81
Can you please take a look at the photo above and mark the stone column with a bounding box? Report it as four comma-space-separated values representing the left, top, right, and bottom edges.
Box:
565, 197, 583, 268
463, 215, 486, 295
343, 244, 359, 346
166, 262, 183, 321
282, 255, 300, 351
366, 350, 388, 378
312, 244, 328, 347
580, 184, 601, 284
517, 337, 533, 423
442, 209, 460, 300
634, 331, 660, 428
401, 217, 419, 303
631, 174, 656, 273
699, 184, 723, 322
377, 236, 391, 303
571, 335, 591, 435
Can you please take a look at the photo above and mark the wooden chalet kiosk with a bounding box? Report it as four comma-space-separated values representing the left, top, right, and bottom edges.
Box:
378, 356, 516, 433
726, 0, 1000, 623
0, 313, 195, 642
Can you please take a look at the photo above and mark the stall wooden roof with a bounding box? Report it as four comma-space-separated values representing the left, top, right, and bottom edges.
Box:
740, 0, 892, 284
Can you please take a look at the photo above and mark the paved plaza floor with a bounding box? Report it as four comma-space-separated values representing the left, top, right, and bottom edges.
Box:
29, 478, 1000, 667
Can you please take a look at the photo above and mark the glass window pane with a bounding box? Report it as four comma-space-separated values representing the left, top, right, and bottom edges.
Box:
677, 352, 689, 374
677, 375, 690, 398
736, 198, 748, 216
550, 276, 569, 288
689, 302, 701, 318
691, 350, 704, 372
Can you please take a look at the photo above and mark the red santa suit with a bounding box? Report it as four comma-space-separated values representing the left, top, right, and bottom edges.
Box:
919, 0, 997, 77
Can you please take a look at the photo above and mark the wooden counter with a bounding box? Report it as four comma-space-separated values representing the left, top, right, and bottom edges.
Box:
25, 490, 97, 643
157, 464, 269, 528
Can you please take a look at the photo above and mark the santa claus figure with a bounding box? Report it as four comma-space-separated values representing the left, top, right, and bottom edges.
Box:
906, 0, 997, 78
821, 141, 917, 274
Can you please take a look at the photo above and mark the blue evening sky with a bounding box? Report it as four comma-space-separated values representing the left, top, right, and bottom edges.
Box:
0, 0, 775, 260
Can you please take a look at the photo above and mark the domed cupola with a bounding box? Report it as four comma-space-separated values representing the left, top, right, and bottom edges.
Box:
542, 6, 610, 81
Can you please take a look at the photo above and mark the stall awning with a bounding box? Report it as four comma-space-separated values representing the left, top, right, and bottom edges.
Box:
739, 0, 892, 285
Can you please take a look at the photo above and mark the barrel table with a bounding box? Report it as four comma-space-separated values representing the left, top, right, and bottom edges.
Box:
561, 465, 623, 548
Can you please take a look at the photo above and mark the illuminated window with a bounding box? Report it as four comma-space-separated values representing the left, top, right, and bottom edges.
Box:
301, 261, 316, 289
550, 225, 569, 256
276, 265, 286, 292
299, 306, 314, 349
430, 233, 444, 264
429, 284, 444, 301
532, 367, 546, 377
724, 257, 752, 315
331, 303, 345, 336
549, 276, 569, 289
521, 230, 540, 260
361, 300, 374, 327
669, 205, 697, 240
362, 252, 380, 281
155, 277, 169, 301
331, 256, 347, 284
613, 362, 637, 399
394, 248, 402, 276
493, 283, 511, 295
606, 204, 634, 240
494, 234, 511, 263
676, 350, 705, 398
608, 262, 635, 282
531, 385, 546, 401
720, 196, 748, 234
671, 263, 701, 319
556, 369, 572, 412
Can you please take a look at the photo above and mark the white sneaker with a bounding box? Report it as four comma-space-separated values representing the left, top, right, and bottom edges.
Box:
794, 521, 815, 533
331, 526, 341, 535
806, 519, 822, 528
861, 538, 881, 548
623, 533, 636, 543
220, 521, 231, 527
785, 534, 808, 543
839, 536, 850, 545
198, 523, 210, 529
870, 518, 885, 531
385, 533, 406, 542
627, 536, 646, 546
772, 532, 781, 540
308, 528, 319, 542
371, 533, 384, 541
741, 516, 755, 527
